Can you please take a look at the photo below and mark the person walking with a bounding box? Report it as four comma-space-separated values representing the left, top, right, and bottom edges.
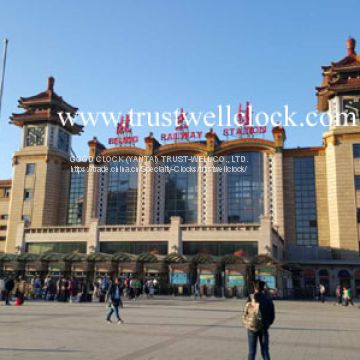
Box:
348, 288, 354, 306
129, 278, 136, 300
0, 277, 5, 301
4, 276, 15, 305
69, 277, 78, 303
343, 287, 354, 306
135, 279, 142, 300
335, 285, 342, 305
194, 280, 200, 300
319, 284, 326, 303
34, 276, 42, 299
14, 276, 26, 306
105, 278, 124, 324
148, 279, 155, 298
243, 280, 275, 360
100, 275, 109, 302
43, 275, 51, 300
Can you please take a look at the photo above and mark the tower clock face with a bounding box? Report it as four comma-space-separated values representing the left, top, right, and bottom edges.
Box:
26, 126, 45, 146
342, 98, 360, 121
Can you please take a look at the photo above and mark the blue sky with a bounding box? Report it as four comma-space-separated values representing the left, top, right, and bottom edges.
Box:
0, 0, 359, 178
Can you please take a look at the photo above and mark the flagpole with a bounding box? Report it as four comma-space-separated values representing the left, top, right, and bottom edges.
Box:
0, 38, 9, 121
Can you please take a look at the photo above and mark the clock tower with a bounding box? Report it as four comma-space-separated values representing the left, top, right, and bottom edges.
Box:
317, 37, 360, 128
5, 77, 83, 253
316, 38, 360, 257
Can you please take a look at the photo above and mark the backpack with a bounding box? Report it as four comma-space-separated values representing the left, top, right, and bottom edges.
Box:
242, 296, 263, 332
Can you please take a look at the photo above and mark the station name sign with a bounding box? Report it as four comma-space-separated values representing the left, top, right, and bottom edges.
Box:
160, 108, 203, 142
108, 114, 139, 145
223, 102, 267, 137
161, 131, 203, 142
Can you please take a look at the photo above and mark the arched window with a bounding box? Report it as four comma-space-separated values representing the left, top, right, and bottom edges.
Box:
319, 269, 329, 277
338, 269, 351, 288
338, 270, 351, 279
355, 271, 360, 298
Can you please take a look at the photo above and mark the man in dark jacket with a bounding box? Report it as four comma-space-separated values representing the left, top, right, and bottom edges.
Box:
4, 276, 15, 305
245, 280, 275, 360
105, 278, 124, 324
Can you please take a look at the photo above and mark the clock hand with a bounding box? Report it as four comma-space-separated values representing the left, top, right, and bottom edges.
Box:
345, 105, 359, 116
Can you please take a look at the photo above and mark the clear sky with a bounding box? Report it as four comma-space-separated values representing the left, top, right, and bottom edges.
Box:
0, 0, 359, 178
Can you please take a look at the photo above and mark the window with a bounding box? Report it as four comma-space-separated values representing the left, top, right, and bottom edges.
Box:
0, 214, 8, 220
357, 209, 360, 223
294, 157, 318, 246
353, 144, 360, 158
164, 156, 198, 224
0, 187, 10, 198
4, 188, 10, 198
355, 175, 360, 190
183, 241, 258, 257
57, 130, 70, 152
106, 159, 138, 225
226, 152, 264, 223
0, 225, 7, 230
26, 242, 86, 254
67, 172, 85, 225
0, 236, 6, 241
25, 163, 36, 175
24, 189, 33, 200
100, 241, 168, 255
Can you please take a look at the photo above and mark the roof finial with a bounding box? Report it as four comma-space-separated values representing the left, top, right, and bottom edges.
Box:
346, 37, 356, 56
47, 76, 55, 92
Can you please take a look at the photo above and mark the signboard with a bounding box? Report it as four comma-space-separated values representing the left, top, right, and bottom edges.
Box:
223, 102, 267, 138
257, 275, 276, 289
200, 274, 215, 286
227, 275, 245, 287
146, 268, 160, 274
255, 267, 274, 276
108, 114, 139, 146
119, 267, 136, 274
161, 108, 203, 143
171, 272, 189, 285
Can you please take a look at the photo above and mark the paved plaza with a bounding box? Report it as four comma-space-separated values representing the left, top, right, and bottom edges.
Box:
0, 298, 360, 360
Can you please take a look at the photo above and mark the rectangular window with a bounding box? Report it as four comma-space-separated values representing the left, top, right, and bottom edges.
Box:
182, 241, 258, 257
26, 242, 86, 254
355, 175, 360, 190
0, 214, 8, 220
100, 241, 168, 255
25, 163, 36, 175
67, 172, 85, 225
0, 236, 6, 241
225, 152, 264, 224
294, 157, 318, 246
24, 189, 33, 200
353, 144, 360, 158
0, 225, 7, 230
106, 159, 138, 225
357, 209, 360, 223
0, 187, 11, 198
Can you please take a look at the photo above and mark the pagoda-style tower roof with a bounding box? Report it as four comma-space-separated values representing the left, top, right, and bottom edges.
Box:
10, 77, 83, 135
316, 38, 360, 112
